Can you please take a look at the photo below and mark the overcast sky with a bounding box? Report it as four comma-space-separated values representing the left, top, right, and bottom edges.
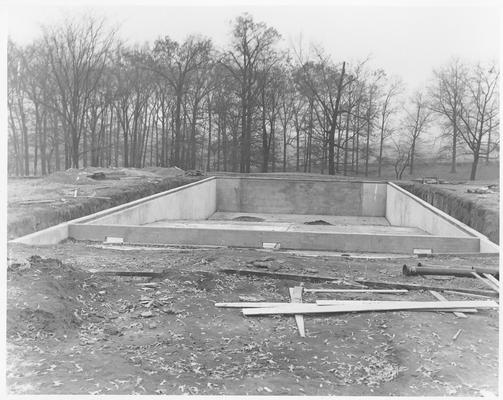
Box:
6, 2, 500, 91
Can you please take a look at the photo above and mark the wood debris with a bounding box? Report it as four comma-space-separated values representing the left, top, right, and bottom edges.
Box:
242, 300, 498, 316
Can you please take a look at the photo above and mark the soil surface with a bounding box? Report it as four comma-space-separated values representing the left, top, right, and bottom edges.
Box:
6, 168, 500, 395
398, 181, 499, 244
8, 167, 202, 240
7, 242, 499, 396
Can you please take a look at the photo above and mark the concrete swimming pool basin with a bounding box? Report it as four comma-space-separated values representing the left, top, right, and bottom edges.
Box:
12, 176, 499, 254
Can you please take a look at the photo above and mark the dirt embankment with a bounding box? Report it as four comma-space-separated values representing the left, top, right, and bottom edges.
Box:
398, 183, 499, 244
8, 169, 203, 240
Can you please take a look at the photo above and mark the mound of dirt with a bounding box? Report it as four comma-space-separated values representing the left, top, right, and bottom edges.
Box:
304, 220, 332, 225
144, 166, 185, 177
45, 170, 95, 185
7, 256, 94, 339
233, 216, 265, 222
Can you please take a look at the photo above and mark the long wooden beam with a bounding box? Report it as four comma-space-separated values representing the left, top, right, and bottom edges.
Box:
242, 300, 498, 316
354, 279, 499, 297
304, 289, 407, 294
315, 300, 477, 312
216, 301, 477, 312
219, 268, 340, 282
483, 273, 500, 291
471, 272, 499, 292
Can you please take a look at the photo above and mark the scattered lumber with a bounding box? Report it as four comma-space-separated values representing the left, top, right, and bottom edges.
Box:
403, 264, 499, 278
304, 289, 407, 294
242, 300, 498, 316
443, 290, 494, 299
354, 279, 499, 297
219, 268, 340, 282
17, 199, 58, 205
64, 195, 112, 200
315, 300, 476, 312
216, 300, 476, 312
89, 270, 164, 278
471, 272, 499, 292
483, 273, 500, 289
429, 290, 467, 318
289, 287, 305, 337
216, 302, 288, 308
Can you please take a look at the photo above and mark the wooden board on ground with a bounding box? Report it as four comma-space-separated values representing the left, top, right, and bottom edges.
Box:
89, 269, 164, 277
289, 287, 305, 337
443, 290, 494, 299
219, 268, 339, 282
429, 290, 467, 318
216, 301, 476, 312
242, 300, 498, 316
315, 300, 477, 312
304, 289, 407, 294
216, 302, 289, 308
354, 279, 498, 297
471, 272, 499, 292
483, 273, 500, 290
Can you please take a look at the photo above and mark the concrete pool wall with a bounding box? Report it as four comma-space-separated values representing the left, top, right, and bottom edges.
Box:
11, 176, 499, 254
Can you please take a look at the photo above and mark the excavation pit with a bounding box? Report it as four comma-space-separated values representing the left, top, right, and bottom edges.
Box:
12, 176, 498, 254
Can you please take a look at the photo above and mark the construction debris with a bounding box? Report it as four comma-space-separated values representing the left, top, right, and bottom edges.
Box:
403, 264, 499, 278
87, 172, 107, 180
354, 279, 499, 297
429, 290, 467, 318
219, 268, 340, 282
242, 300, 498, 316
89, 270, 164, 278
452, 329, 463, 341
467, 187, 496, 194
289, 286, 305, 337
471, 272, 499, 293
315, 300, 477, 313
304, 288, 408, 294
16, 199, 59, 205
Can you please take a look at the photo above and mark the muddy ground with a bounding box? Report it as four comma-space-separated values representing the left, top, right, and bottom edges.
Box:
6, 242, 499, 396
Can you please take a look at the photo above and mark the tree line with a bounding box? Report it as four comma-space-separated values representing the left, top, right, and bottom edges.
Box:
7, 13, 499, 180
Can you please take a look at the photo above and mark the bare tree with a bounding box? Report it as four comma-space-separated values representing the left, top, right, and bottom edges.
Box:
430, 59, 467, 173
403, 90, 433, 175
223, 13, 281, 173
391, 137, 411, 179
376, 77, 402, 177
457, 63, 499, 180
42, 16, 115, 168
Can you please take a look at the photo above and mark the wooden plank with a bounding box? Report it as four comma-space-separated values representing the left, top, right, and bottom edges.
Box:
483, 273, 500, 289
443, 290, 494, 299
64, 195, 112, 200
219, 268, 339, 282
216, 301, 476, 312
354, 279, 498, 297
216, 302, 288, 308
88, 269, 164, 277
315, 300, 476, 312
289, 287, 305, 337
16, 199, 58, 205
471, 272, 499, 292
304, 289, 407, 294
429, 290, 467, 318
242, 300, 498, 316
